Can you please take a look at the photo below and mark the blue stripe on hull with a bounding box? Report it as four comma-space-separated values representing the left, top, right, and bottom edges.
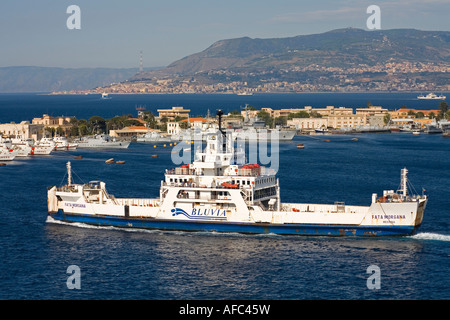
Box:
49, 211, 417, 237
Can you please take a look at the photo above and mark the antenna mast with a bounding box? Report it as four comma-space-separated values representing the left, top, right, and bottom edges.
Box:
67, 161, 72, 186
139, 50, 143, 73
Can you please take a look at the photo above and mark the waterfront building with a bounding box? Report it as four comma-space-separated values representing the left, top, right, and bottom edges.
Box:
32, 114, 74, 130
167, 122, 181, 135
242, 106, 353, 119
389, 108, 440, 120
109, 126, 149, 138
327, 114, 367, 129
287, 118, 328, 130
304, 106, 353, 116
0, 121, 44, 141
356, 106, 388, 116
157, 106, 190, 120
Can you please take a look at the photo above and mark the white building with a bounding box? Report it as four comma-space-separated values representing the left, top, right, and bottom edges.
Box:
0, 121, 43, 141
167, 122, 180, 135
287, 118, 328, 130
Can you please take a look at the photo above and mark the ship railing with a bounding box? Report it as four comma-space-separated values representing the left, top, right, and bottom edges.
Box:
282, 203, 367, 214
56, 185, 78, 193
379, 193, 427, 203
176, 193, 223, 201
116, 198, 160, 207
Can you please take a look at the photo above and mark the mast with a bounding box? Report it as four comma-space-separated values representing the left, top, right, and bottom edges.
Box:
67, 161, 72, 186
400, 167, 408, 197
216, 110, 227, 153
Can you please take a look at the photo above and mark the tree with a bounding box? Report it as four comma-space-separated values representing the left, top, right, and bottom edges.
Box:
274, 116, 287, 126
257, 110, 273, 127
56, 127, 65, 137
78, 124, 89, 136
228, 110, 243, 119
70, 125, 79, 137
143, 112, 157, 129
180, 121, 189, 129
415, 112, 425, 119
446, 110, 450, 120
288, 111, 310, 119
407, 110, 417, 117
438, 101, 449, 120
160, 116, 169, 124
384, 113, 391, 125
88, 116, 106, 133
309, 111, 322, 118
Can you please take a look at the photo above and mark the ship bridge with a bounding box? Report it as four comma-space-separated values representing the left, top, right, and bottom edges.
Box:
161, 110, 281, 213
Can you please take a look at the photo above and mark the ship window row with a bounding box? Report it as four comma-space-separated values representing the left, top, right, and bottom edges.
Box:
170, 178, 190, 183
231, 179, 251, 185
254, 187, 276, 200
176, 190, 231, 200
257, 177, 275, 184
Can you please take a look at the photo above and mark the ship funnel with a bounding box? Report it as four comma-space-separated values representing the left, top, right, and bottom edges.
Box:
217, 109, 224, 135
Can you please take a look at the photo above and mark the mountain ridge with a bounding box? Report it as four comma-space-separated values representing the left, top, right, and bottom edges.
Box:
0, 66, 161, 93
132, 27, 450, 81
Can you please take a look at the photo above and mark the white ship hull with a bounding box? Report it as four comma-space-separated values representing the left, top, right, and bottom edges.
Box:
48, 191, 426, 236
136, 132, 171, 143
417, 93, 446, 100
233, 129, 296, 141
0, 149, 17, 161
76, 135, 130, 149
54, 144, 78, 151
77, 141, 130, 148
31, 145, 53, 155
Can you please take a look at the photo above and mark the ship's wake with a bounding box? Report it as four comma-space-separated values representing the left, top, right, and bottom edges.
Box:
410, 232, 450, 242
47, 217, 450, 241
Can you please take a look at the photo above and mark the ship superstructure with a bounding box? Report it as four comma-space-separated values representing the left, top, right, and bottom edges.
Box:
48, 111, 427, 236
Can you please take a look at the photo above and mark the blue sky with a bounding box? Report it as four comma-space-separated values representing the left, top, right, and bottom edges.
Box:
1, 0, 449, 68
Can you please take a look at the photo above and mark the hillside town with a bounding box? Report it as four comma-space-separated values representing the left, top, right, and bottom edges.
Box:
53, 61, 450, 95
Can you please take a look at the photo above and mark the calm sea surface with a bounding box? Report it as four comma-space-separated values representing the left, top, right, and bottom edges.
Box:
0, 93, 449, 300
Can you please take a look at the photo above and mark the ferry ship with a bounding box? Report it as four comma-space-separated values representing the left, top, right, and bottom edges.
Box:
47, 111, 428, 236
417, 93, 446, 100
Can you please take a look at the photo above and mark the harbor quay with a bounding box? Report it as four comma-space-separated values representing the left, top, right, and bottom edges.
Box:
1, 102, 449, 148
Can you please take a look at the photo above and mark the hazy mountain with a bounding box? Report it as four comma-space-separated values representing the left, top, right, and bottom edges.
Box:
4, 28, 449, 93
0, 66, 159, 93
132, 28, 450, 80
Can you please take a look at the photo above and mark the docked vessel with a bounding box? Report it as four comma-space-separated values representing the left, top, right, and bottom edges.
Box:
136, 131, 171, 143
19, 138, 54, 155
417, 93, 446, 100
53, 136, 78, 151
232, 127, 296, 141
76, 135, 130, 149
425, 124, 443, 134
47, 111, 427, 237
0, 144, 17, 161
2, 138, 28, 157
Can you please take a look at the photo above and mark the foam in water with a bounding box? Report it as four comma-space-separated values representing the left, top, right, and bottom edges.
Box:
47, 217, 450, 241
410, 232, 450, 242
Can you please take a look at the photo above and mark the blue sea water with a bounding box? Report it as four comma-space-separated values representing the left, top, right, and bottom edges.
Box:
0, 93, 449, 300
0, 92, 448, 123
